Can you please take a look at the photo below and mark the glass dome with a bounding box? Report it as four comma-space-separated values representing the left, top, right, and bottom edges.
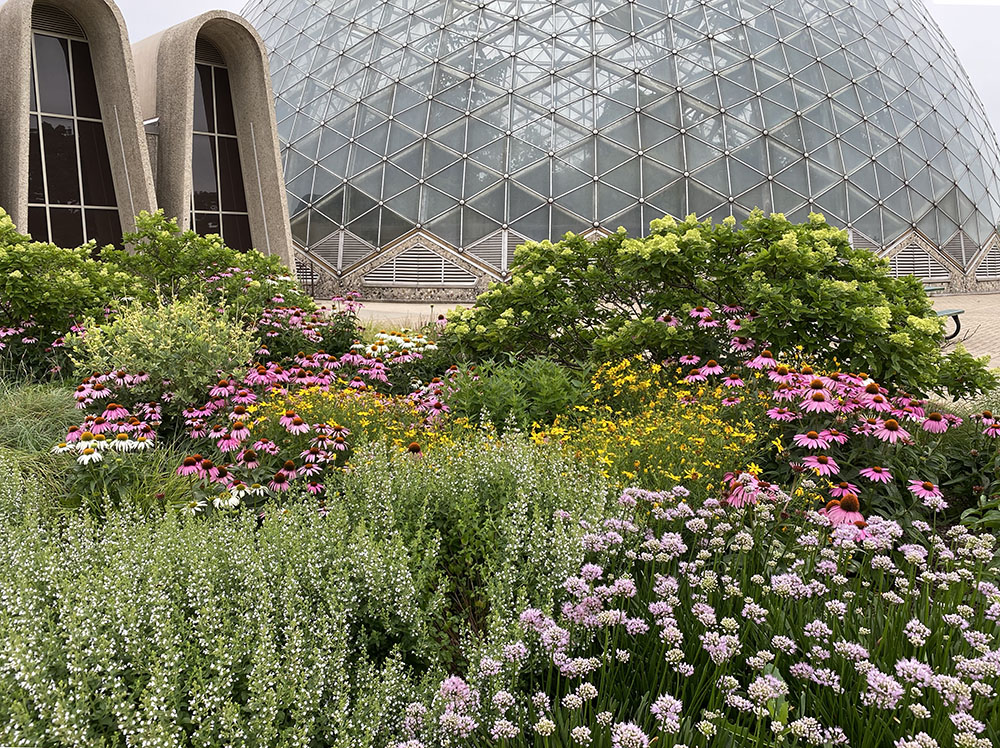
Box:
244, 0, 1000, 290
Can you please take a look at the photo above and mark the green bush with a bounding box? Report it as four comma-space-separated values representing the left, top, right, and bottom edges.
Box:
70, 295, 258, 410
445, 211, 994, 399
0, 208, 137, 377
442, 357, 592, 432
101, 211, 313, 318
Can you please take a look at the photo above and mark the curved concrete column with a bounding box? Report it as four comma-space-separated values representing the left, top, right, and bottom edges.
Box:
132, 11, 292, 266
0, 0, 156, 235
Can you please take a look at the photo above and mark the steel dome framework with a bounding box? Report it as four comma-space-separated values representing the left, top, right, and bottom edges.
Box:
244, 0, 1000, 298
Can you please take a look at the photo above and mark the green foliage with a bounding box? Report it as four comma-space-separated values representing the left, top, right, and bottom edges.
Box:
0, 434, 607, 746
445, 211, 994, 398
70, 295, 258, 410
0, 380, 78, 454
442, 357, 592, 432
101, 211, 313, 317
0, 208, 137, 377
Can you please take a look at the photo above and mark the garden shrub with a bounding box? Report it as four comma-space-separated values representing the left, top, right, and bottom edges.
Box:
444, 211, 994, 399
69, 295, 257, 414
442, 357, 592, 433
0, 208, 137, 378
101, 210, 313, 316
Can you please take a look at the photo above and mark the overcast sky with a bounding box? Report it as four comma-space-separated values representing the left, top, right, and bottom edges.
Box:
115, 0, 1000, 132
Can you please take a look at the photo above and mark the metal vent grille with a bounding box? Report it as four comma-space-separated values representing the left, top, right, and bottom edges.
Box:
466, 231, 503, 271
195, 37, 226, 66
31, 4, 85, 38
941, 230, 974, 269
341, 231, 376, 270
849, 230, 880, 252
976, 245, 1000, 279
888, 245, 950, 281
363, 246, 477, 286
309, 230, 340, 267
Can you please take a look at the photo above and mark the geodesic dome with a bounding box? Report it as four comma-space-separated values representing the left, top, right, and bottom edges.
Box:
244, 0, 1000, 297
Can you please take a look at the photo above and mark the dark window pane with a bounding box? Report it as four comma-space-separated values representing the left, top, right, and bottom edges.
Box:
49, 207, 83, 248
34, 35, 73, 116
78, 121, 117, 206
218, 137, 247, 212
85, 209, 122, 249
214, 67, 237, 135
71, 40, 101, 119
28, 115, 45, 203
194, 64, 215, 132
222, 213, 252, 251
192, 134, 219, 211
28, 207, 48, 242
29, 60, 36, 112
195, 212, 221, 236
41, 116, 80, 205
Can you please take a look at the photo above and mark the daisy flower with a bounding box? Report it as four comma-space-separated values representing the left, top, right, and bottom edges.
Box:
860, 465, 893, 483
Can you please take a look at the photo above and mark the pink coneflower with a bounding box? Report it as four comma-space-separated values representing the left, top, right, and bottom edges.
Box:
65, 425, 82, 443
768, 365, 797, 384
268, 472, 291, 492
209, 379, 234, 398
730, 336, 755, 352
859, 465, 893, 483
793, 430, 831, 450
306, 481, 325, 495
332, 435, 349, 451
977, 410, 996, 425
701, 359, 724, 376
823, 428, 849, 445
689, 306, 713, 319
984, 423, 1000, 438
232, 389, 257, 405
921, 412, 948, 434
209, 424, 228, 440
803, 454, 839, 477
830, 481, 861, 499
300, 446, 324, 463
278, 410, 298, 428
766, 406, 798, 422
864, 393, 892, 412
726, 318, 742, 332
679, 355, 701, 365
772, 384, 797, 402
177, 456, 200, 476
873, 418, 909, 444
656, 314, 680, 327
684, 368, 707, 383
102, 403, 129, 421
285, 416, 310, 435
824, 494, 865, 525
90, 417, 110, 434
216, 435, 241, 452
238, 449, 260, 469
907, 480, 942, 501
229, 421, 251, 441
299, 462, 322, 477
200, 459, 220, 480
747, 349, 778, 369
348, 376, 367, 389
721, 396, 742, 406
698, 316, 720, 328
801, 391, 837, 414
723, 373, 744, 388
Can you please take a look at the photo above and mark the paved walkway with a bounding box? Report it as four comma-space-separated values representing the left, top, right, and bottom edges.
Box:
326, 295, 1000, 365
932, 293, 1000, 365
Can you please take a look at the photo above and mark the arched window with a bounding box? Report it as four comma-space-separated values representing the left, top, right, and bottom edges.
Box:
190, 37, 251, 250
27, 4, 121, 248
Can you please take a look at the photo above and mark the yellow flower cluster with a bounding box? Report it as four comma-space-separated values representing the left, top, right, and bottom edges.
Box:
534, 358, 774, 490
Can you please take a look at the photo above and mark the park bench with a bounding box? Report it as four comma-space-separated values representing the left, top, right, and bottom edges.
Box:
936, 308, 964, 340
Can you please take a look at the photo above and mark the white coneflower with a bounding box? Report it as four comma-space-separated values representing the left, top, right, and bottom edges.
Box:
77, 447, 103, 465
110, 433, 136, 452
182, 499, 207, 515
51, 442, 73, 454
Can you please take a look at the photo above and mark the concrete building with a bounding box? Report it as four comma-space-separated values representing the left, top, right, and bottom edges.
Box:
0, 0, 292, 267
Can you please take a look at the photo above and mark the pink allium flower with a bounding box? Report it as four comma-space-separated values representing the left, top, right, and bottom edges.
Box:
793, 430, 831, 449
907, 480, 942, 501
873, 418, 909, 444
860, 465, 893, 483
803, 454, 839, 477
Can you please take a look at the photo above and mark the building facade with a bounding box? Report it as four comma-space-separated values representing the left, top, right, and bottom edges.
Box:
244, 0, 1000, 300
0, 0, 292, 266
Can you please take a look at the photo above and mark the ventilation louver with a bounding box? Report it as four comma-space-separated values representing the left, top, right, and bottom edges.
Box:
888, 245, 950, 281
976, 245, 1000, 279
363, 246, 477, 286
195, 37, 226, 66
466, 231, 504, 271
31, 4, 85, 38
